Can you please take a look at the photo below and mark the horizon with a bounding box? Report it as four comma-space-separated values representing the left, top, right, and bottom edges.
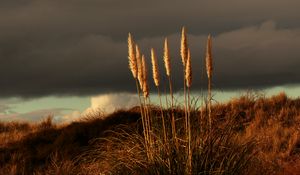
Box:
1, 84, 299, 123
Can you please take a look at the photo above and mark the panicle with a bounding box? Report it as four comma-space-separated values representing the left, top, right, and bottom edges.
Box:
180, 27, 188, 66
163, 38, 171, 76
128, 33, 137, 78
151, 48, 160, 87
205, 34, 213, 79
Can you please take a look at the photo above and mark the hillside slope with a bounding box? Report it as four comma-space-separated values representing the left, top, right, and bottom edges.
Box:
0, 93, 300, 174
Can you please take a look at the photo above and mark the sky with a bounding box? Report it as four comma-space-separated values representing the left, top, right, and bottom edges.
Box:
1, 0, 300, 122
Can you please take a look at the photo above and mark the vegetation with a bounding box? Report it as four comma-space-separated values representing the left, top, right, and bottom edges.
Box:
127, 27, 249, 174
0, 93, 300, 174
124, 27, 299, 174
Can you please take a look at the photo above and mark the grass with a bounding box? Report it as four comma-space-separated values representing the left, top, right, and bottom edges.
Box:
0, 93, 300, 174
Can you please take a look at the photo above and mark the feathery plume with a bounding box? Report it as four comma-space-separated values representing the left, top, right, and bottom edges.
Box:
128, 33, 137, 78
163, 38, 171, 76
135, 44, 141, 63
185, 48, 192, 87
180, 27, 188, 66
142, 55, 149, 98
206, 34, 213, 79
136, 45, 143, 89
151, 48, 160, 87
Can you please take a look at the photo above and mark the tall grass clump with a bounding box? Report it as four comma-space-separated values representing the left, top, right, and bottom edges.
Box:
141, 54, 154, 160
125, 28, 257, 175
128, 34, 153, 160
82, 109, 255, 175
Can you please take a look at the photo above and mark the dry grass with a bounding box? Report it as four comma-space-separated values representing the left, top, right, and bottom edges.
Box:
180, 26, 188, 66
206, 34, 213, 133
163, 37, 176, 146
151, 48, 160, 87
163, 38, 171, 77
185, 48, 192, 88
128, 33, 137, 79
141, 55, 149, 99
0, 93, 300, 174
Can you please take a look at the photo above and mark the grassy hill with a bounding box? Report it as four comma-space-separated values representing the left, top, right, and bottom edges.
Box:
0, 92, 300, 174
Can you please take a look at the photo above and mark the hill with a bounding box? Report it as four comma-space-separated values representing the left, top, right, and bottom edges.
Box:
0, 92, 300, 174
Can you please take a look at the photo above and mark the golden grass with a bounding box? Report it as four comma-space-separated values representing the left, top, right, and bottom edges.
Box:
1, 93, 300, 174
185, 48, 192, 88
124, 28, 300, 175
185, 47, 193, 173
180, 26, 188, 66
163, 38, 171, 77
151, 47, 167, 147
163, 37, 176, 147
205, 34, 213, 133
136, 45, 144, 89
205, 34, 213, 79
128, 33, 137, 79
141, 55, 149, 99
151, 48, 159, 87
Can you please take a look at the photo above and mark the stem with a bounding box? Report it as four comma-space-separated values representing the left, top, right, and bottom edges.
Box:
208, 77, 212, 167
168, 75, 177, 148
164, 80, 169, 109
187, 87, 192, 174
168, 76, 174, 112
200, 99, 204, 147
157, 86, 170, 169
208, 77, 212, 133
144, 97, 153, 160
183, 69, 188, 139
157, 86, 167, 144
135, 79, 150, 159
199, 55, 206, 146
147, 97, 153, 131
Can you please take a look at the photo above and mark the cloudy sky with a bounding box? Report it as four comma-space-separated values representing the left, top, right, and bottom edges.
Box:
1, 0, 300, 122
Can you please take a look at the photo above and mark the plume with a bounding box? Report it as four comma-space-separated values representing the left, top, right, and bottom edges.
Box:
206, 34, 213, 79
136, 45, 143, 89
151, 48, 160, 87
142, 55, 149, 98
180, 27, 188, 66
128, 33, 137, 78
185, 48, 192, 87
163, 38, 171, 77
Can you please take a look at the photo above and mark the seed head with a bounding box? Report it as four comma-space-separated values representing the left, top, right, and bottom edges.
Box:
136, 45, 143, 89
151, 48, 160, 87
142, 55, 149, 98
163, 38, 171, 77
128, 33, 137, 78
206, 34, 213, 79
180, 27, 188, 66
185, 48, 192, 87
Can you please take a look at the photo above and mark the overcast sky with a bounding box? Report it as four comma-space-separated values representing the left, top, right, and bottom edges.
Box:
1, 0, 300, 122
0, 0, 300, 98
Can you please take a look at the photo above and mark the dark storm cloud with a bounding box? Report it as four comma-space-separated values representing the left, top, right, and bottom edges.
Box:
0, 0, 300, 97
